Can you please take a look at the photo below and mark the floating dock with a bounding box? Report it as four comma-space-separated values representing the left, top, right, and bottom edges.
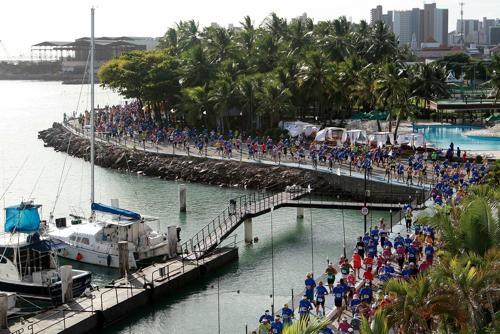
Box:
7, 247, 238, 334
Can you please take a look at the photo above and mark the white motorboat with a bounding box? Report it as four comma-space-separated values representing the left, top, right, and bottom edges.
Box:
0, 202, 92, 305
48, 204, 180, 269
47, 8, 180, 269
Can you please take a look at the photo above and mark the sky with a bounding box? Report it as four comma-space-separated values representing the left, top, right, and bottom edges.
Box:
1, 0, 499, 59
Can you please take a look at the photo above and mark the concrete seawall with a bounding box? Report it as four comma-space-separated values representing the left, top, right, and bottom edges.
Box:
38, 123, 421, 204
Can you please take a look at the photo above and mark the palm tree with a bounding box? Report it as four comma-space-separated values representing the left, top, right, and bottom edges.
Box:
297, 51, 335, 121
282, 317, 330, 334
489, 53, 500, 103
257, 74, 291, 129
359, 309, 390, 334
366, 21, 398, 63
410, 63, 449, 113
383, 275, 465, 332
208, 74, 236, 132
419, 189, 499, 257
431, 252, 500, 332
236, 75, 261, 132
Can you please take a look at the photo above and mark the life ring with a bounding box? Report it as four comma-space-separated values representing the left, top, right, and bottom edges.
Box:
76, 253, 83, 261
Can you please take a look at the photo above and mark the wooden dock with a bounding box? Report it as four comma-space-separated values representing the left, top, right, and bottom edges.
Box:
8, 247, 238, 334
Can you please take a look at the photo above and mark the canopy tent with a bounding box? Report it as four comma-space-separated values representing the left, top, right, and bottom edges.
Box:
396, 132, 425, 148
315, 127, 345, 142
368, 132, 394, 148
342, 129, 367, 144
280, 121, 318, 137
4, 203, 41, 233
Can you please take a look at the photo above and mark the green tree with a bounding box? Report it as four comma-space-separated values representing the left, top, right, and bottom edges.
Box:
359, 309, 390, 334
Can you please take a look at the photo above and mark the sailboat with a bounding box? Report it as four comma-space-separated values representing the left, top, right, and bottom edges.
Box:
47, 8, 180, 269
0, 201, 92, 305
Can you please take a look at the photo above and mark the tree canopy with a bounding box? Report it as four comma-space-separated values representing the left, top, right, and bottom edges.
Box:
98, 13, 452, 134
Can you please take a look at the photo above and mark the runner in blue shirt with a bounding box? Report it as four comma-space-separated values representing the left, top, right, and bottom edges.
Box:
304, 273, 316, 302
298, 296, 313, 320
349, 294, 361, 316
259, 310, 273, 323
332, 282, 345, 308
359, 283, 373, 303
315, 281, 329, 316
281, 304, 293, 326
271, 316, 283, 334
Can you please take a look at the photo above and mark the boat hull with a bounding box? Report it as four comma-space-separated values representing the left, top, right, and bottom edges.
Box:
0, 270, 92, 305
56, 246, 136, 269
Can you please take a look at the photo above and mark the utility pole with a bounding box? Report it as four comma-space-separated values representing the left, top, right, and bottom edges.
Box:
459, 2, 465, 49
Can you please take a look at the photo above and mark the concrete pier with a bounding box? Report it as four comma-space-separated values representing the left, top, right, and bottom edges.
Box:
296, 207, 304, 219
179, 184, 186, 212
8, 248, 238, 334
244, 218, 253, 243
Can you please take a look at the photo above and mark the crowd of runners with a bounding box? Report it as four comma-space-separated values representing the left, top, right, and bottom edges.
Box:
253, 157, 490, 334
72, 104, 489, 191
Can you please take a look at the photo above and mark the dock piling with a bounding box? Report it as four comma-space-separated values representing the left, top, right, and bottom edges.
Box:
296, 207, 304, 219
118, 241, 129, 278
244, 218, 253, 244
179, 184, 187, 212
0, 293, 7, 330
60, 265, 74, 304
110, 198, 119, 208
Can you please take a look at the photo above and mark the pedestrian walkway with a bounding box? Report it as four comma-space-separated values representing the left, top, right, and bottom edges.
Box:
64, 122, 432, 191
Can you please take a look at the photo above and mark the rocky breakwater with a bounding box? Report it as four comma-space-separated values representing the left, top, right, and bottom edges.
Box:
38, 123, 335, 191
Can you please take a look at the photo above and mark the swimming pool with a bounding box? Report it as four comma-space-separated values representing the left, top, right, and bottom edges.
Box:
413, 124, 500, 152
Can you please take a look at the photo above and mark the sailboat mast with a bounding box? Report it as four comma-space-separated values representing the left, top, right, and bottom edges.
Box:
90, 7, 95, 206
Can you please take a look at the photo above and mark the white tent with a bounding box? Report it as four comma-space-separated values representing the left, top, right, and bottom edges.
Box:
396, 132, 425, 148
368, 132, 394, 148
342, 129, 367, 144
315, 127, 345, 142
304, 125, 319, 137
281, 121, 318, 137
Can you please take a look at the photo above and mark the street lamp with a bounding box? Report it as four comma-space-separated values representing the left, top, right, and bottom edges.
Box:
308, 184, 314, 276
270, 206, 275, 315
211, 277, 240, 334
364, 167, 367, 234
338, 195, 346, 258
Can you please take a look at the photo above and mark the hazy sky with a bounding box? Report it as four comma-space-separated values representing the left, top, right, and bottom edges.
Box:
1, 0, 499, 58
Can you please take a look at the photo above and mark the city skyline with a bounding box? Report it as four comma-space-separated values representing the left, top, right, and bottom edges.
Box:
1, 0, 499, 58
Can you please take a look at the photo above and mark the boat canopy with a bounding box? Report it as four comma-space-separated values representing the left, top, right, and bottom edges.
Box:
91, 202, 141, 220
4, 203, 41, 233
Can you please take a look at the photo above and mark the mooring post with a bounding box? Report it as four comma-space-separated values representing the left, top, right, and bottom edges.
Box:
167, 226, 179, 257
244, 218, 253, 243
0, 293, 8, 330
60, 265, 73, 304
118, 241, 129, 278
179, 184, 187, 212
296, 207, 304, 219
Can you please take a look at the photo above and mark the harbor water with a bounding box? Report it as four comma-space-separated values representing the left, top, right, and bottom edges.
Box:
0, 81, 392, 333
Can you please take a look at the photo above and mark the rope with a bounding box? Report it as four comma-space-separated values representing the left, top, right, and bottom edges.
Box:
27, 166, 45, 200
50, 134, 74, 217
0, 156, 29, 202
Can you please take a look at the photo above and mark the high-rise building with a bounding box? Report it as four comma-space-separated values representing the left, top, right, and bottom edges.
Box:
422, 3, 436, 43
382, 11, 393, 31
370, 5, 383, 25
394, 11, 413, 45
457, 19, 480, 43
491, 26, 500, 45
434, 8, 449, 46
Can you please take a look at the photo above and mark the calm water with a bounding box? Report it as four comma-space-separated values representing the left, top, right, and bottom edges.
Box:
0, 81, 391, 333
414, 124, 500, 151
